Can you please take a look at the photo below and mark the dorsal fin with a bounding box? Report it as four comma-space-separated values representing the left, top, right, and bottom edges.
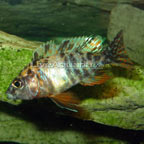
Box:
33, 36, 105, 61
80, 36, 105, 53
58, 35, 105, 53
33, 40, 58, 61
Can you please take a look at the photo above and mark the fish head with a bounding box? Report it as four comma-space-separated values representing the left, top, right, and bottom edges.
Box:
6, 66, 40, 100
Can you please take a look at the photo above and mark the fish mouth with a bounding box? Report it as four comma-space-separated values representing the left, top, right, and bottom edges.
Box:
6, 92, 16, 100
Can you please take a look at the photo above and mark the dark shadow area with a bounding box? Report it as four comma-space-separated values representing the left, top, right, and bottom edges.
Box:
0, 100, 144, 144
5, 0, 23, 5
0, 142, 22, 144
132, 1, 144, 10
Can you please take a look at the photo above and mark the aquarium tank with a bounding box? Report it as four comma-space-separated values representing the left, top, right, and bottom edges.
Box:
0, 0, 144, 144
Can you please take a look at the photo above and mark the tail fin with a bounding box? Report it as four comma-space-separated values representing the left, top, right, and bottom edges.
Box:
103, 30, 133, 68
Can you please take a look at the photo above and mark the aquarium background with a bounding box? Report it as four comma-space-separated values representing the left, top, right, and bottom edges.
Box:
0, 0, 144, 144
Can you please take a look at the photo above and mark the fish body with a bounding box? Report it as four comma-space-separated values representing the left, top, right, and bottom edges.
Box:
6, 31, 132, 113
28, 52, 105, 96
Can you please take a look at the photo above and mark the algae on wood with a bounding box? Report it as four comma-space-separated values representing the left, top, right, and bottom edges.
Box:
0, 30, 42, 50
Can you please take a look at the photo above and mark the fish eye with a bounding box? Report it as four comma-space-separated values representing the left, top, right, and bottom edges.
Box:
12, 80, 22, 88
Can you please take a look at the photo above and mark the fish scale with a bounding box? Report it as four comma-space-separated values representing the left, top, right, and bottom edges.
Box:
6, 31, 133, 115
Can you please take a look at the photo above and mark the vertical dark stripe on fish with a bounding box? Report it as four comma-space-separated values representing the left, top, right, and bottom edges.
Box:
86, 52, 92, 61
92, 55, 101, 68
59, 40, 70, 52
69, 53, 82, 79
43, 58, 49, 63
64, 55, 77, 84
46, 77, 55, 93
81, 56, 85, 67
60, 52, 65, 58
33, 51, 39, 60
83, 68, 90, 77
76, 53, 85, 80
80, 54, 90, 77
27, 68, 32, 75
32, 59, 37, 66
69, 53, 77, 64
93, 55, 101, 62
74, 68, 83, 80
64, 55, 69, 67
45, 43, 50, 54
80, 56, 86, 76
68, 43, 74, 51
66, 67, 77, 84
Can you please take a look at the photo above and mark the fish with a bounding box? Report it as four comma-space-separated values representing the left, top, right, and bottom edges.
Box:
6, 31, 133, 114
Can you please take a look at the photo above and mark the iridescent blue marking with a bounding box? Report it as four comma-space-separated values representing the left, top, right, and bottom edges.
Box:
51, 99, 78, 112
26, 75, 39, 97
38, 69, 47, 81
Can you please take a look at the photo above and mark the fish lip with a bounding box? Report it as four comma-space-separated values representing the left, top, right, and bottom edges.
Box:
6, 92, 15, 100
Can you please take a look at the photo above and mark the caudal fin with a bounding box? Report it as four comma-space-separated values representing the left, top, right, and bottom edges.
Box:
103, 30, 133, 68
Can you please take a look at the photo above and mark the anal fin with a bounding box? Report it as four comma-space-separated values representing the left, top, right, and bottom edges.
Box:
50, 92, 80, 113
80, 73, 110, 86
49, 92, 90, 119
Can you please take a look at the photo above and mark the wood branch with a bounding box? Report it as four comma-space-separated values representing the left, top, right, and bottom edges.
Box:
0, 30, 42, 50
